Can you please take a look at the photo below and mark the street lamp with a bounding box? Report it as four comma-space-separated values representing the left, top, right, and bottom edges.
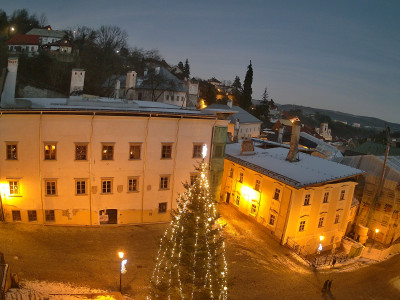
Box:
372, 229, 379, 248
118, 251, 127, 293
317, 235, 324, 254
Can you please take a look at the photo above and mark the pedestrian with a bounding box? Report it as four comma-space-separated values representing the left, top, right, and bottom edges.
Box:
331, 257, 337, 268
322, 279, 329, 293
328, 279, 333, 291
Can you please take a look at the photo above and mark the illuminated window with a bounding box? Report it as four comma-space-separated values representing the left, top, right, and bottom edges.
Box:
158, 202, 167, 213
269, 214, 275, 226
76, 180, 86, 195
318, 217, 324, 228
299, 220, 306, 232
102, 179, 113, 194
45, 210, 55, 222
28, 210, 37, 222
161, 144, 172, 159
334, 214, 340, 224
75, 144, 87, 160
235, 195, 240, 206
190, 173, 198, 185
192, 144, 203, 158
255, 180, 261, 192
340, 190, 346, 200
9, 181, 19, 195
12, 210, 21, 221
238, 172, 244, 183
229, 168, 234, 178
44, 143, 56, 160
160, 175, 170, 190
128, 177, 138, 192
273, 188, 280, 201
102, 144, 114, 160
6, 143, 17, 160
323, 192, 329, 203
250, 204, 257, 216
304, 194, 311, 206
45, 180, 57, 196
129, 144, 141, 160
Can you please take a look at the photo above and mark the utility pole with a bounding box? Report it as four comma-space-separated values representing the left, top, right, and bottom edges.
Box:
366, 126, 391, 228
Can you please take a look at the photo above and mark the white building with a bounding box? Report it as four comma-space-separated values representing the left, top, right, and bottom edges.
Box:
315, 123, 332, 141
0, 58, 228, 226
7, 34, 40, 56
26, 28, 66, 46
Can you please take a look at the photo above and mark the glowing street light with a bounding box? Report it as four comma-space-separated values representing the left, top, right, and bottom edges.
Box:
317, 235, 324, 254
10, 26, 15, 32
372, 229, 379, 248
118, 251, 127, 293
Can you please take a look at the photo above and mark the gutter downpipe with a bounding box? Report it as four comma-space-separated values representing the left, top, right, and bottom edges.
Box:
170, 116, 182, 216
89, 112, 95, 226
280, 185, 293, 245
140, 115, 151, 223
0, 112, 4, 222
39, 112, 45, 224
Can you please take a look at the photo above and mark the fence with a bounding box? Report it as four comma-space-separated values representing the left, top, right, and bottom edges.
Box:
0, 252, 5, 300
286, 237, 313, 265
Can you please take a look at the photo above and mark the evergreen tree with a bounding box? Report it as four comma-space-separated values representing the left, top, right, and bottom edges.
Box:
184, 58, 190, 78
231, 76, 242, 106
240, 61, 253, 111
149, 153, 228, 299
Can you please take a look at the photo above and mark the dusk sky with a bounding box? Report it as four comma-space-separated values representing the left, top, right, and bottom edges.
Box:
3, 0, 399, 124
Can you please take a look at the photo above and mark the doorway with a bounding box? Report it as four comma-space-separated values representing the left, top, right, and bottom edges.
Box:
226, 192, 230, 204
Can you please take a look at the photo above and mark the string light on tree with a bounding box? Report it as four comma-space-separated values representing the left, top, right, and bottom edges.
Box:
149, 144, 228, 299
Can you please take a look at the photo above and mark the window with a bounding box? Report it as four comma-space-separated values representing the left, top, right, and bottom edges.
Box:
171, 95, 174, 101
102, 179, 113, 194
28, 210, 37, 222
45, 180, 57, 196
128, 177, 138, 192
299, 220, 306, 232
176, 96, 179, 101
75, 144, 87, 160
12, 210, 21, 221
250, 204, 257, 215
323, 192, 329, 203
190, 173, 198, 185
160, 175, 170, 190
273, 188, 280, 201
269, 214, 276, 226
318, 217, 324, 228
340, 190, 346, 200
161, 144, 172, 159
304, 194, 311, 206
9, 181, 19, 195
158, 202, 167, 213
44, 143, 56, 160
129, 144, 141, 160
229, 168, 234, 178
76, 180, 86, 195
45, 210, 55, 222
238, 172, 244, 183
192, 144, 203, 158
213, 144, 225, 158
235, 195, 240, 206
102, 144, 114, 160
334, 214, 340, 224
166, 95, 169, 100
6, 143, 17, 160
255, 180, 261, 192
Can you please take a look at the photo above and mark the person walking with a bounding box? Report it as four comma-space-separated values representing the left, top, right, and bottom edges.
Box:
327, 279, 333, 292
331, 257, 337, 268
322, 279, 329, 293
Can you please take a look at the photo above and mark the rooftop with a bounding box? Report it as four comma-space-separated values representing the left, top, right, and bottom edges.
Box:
7, 34, 40, 45
225, 142, 363, 189
26, 28, 66, 38
204, 104, 262, 124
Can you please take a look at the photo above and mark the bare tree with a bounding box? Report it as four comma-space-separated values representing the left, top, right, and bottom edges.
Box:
95, 25, 127, 51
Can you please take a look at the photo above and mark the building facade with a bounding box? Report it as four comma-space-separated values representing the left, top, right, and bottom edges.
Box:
221, 141, 362, 254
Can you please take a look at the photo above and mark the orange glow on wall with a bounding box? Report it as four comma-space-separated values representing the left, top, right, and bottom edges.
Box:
240, 185, 259, 201
0, 183, 10, 197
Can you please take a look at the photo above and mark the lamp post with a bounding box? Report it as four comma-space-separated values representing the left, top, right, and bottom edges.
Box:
118, 251, 127, 293
372, 229, 379, 248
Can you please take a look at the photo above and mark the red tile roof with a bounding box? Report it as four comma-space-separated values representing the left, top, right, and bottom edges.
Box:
7, 34, 40, 45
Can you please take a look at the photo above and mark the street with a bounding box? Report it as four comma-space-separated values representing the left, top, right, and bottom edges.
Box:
1, 204, 399, 299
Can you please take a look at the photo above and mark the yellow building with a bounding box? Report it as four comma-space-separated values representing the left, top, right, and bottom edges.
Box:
221, 140, 362, 254
0, 58, 228, 226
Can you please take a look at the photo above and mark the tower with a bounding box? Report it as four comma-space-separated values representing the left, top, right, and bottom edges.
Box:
69, 69, 85, 100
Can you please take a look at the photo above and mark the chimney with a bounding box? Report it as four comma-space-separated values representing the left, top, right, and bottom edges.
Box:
69, 69, 85, 100
227, 99, 233, 108
286, 122, 300, 162
1, 58, 18, 108
114, 80, 120, 99
240, 138, 255, 155
125, 71, 137, 91
278, 127, 284, 144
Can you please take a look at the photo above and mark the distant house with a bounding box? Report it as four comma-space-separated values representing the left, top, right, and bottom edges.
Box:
7, 34, 40, 55
41, 38, 72, 53
203, 101, 262, 141
221, 135, 363, 254
26, 28, 66, 46
315, 123, 332, 141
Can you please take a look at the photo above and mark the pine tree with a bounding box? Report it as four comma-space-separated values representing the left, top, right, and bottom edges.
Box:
149, 155, 228, 299
240, 61, 253, 111
184, 59, 190, 78
231, 76, 242, 106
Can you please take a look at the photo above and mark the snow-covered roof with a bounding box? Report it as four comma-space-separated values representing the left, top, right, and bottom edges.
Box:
26, 28, 65, 38
204, 104, 262, 124
225, 142, 363, 189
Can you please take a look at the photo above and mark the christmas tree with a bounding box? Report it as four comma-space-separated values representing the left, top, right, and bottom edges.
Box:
149, 146, 228, 299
